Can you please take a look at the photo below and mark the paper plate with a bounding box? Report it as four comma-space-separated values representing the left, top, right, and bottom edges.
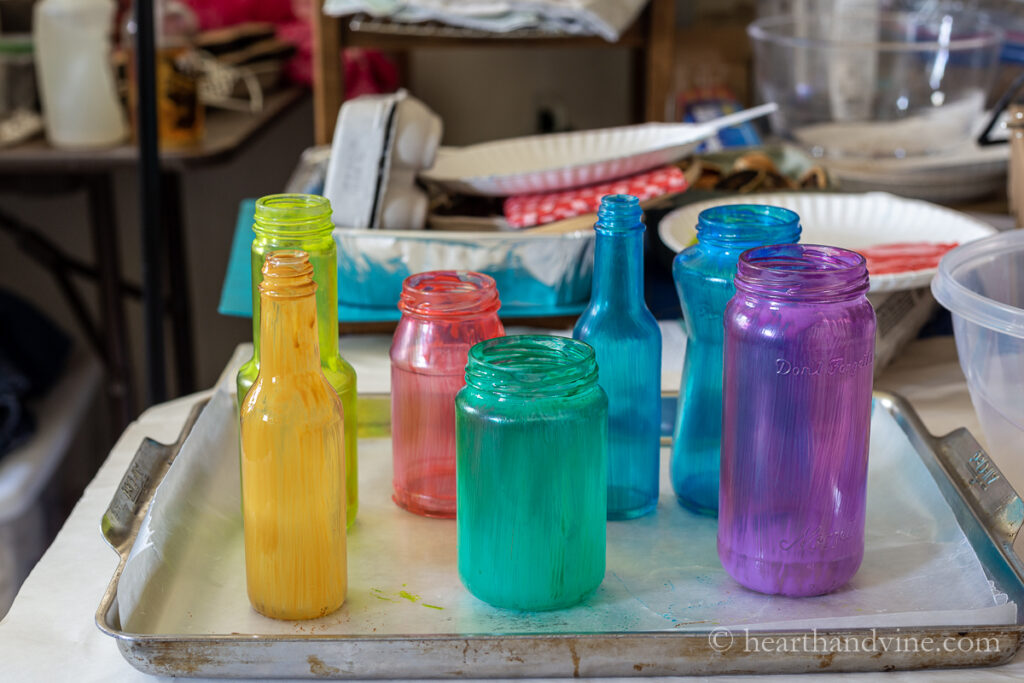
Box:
419, 104, 776, 196
823, 142, 1007, 204
658, 192, 998, 292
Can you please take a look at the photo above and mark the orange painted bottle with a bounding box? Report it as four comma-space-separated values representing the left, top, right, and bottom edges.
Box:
239, 250, 346, 620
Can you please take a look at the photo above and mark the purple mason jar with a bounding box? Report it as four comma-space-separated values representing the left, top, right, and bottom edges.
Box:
719, 244, 875, 597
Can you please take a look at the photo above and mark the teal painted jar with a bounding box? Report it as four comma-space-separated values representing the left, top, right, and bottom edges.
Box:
456, 335, 608, 611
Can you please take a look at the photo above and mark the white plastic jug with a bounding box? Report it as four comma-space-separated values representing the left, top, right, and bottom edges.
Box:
34, 0, 127, 148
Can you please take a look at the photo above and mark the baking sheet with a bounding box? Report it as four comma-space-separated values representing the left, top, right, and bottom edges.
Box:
116, 388, 1016, 638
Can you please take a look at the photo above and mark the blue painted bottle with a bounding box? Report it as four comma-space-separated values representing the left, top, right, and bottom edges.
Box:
671, 205, 801, 515
574, 194, 661, 520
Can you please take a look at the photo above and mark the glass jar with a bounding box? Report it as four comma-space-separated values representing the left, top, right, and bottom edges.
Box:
719, 244, 875, 597
390, 271, 504, 518
573, 194, 661, 520
671, 205, 801, 516
240, 251, 346, 620
236, 194, 358, 527
456, 335, 607, 611
123, 0, 204, 147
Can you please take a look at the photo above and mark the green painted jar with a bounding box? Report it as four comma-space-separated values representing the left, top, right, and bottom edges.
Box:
236, 194, 358, 528
456, 335, 607, 611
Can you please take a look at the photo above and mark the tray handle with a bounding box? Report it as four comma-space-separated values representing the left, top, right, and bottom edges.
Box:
934, 426, 1024, 549
100, 398, 209, 556
876, 391, 1024, 548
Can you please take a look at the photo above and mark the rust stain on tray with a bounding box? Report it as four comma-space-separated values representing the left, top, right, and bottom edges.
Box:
142, 642, 216, 676
308, 654, 341, 677
568, 641, 580, 678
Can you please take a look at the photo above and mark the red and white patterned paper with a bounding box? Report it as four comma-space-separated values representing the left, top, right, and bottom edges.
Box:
503, 165, 688, 229
857, 242, 959, 275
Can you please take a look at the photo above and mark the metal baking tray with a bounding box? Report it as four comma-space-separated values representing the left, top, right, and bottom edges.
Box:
96, 391, 1024, 678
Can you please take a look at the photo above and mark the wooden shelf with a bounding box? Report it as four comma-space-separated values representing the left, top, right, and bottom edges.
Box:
312, 0, 675, 144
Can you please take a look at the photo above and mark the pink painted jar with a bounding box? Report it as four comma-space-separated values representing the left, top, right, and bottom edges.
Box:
390, 271, 504, 518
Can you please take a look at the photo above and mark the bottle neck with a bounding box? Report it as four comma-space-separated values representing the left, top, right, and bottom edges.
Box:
590, 194, 646, 310
256, 250, 322, 376
592, 226, 645, 309
259, 288, 322, 375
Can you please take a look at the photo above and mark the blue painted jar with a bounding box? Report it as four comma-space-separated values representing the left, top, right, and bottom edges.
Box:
671, 205, 801, 515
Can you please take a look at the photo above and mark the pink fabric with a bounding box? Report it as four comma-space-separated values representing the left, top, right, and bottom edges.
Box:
183, 0, 296, 29
183, 0, 399, 93
503, 165, 689, 229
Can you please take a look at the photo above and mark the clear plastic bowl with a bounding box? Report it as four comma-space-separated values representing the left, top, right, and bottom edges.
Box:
931, 230, 1024, 466
749, 11, 1004, 159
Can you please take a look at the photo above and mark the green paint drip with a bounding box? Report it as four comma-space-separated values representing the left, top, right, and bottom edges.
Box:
422, 603, 444, 610
398, 590, 420, 602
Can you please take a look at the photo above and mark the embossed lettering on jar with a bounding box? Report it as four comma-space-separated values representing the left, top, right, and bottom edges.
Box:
719, 244, 875, 597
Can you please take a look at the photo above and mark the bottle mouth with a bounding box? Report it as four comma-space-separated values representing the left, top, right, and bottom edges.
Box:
464, 335, 598, 398
399, 271, 500, 318
596, 194, 644, 233
259, 249, 317, 299
735, 244, 869, 302
254, 194, 334, 237
696, 204, 802, 249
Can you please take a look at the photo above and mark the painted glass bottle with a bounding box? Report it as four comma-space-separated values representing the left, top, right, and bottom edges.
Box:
236, 193, 358, 527
719, 244, 875, 597
671, 205, 801, 515
456, 335, 607, 611
573, 194, 661, 519
240, 250, 347, 620
390, 271, 504, 518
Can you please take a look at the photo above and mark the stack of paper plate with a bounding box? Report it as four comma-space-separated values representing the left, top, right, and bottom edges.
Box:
658, 192, 998, 292
822, 141, 1008, 204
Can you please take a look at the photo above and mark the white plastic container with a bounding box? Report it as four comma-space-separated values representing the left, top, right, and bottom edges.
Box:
33, 0, 127, 148
0, 348, 101, 617
322, 89, 441, 230
931, 230, 1024, 475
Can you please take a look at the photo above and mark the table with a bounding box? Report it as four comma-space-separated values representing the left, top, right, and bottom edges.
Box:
2, 334, 1022, 681
0, 87, 307, 433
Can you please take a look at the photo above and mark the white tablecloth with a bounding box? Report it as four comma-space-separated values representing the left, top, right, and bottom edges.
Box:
3, 336, 1023, 682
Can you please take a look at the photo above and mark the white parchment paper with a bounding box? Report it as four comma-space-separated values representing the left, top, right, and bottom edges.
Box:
117, 390, 1016, 636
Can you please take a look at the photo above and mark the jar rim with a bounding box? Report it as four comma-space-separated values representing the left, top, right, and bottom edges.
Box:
399, 270, 500, 318
464, 335, 598, 398
736, 243, 869, 301
254, 194, 334, 236
596, 194, 644, 233
258, 249, 317, 299
697, 204, 801, 248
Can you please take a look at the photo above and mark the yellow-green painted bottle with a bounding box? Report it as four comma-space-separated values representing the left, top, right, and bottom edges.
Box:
237, 194, 358, 527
